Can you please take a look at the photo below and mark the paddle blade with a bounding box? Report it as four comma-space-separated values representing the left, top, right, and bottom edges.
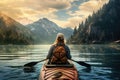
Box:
23, 66, 35, 73
24, 59, 47, 67
24, 62, 38, 67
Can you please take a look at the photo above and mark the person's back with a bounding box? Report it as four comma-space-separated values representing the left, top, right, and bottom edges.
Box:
51, 44, 68, 64
47, 33, 71, 64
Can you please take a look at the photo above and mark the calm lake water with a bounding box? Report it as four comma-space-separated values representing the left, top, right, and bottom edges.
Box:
0, 44, 120, 80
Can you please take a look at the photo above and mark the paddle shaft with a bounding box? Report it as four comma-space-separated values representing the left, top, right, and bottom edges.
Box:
70, 59, 91, 68
24, 58, 91, 68
38, 59, 48, 63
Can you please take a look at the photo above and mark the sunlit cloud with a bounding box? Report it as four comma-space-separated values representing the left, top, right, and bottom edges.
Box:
66, 0, 109, 28
0, 0, 72, 24
64, 17, 84, 28
0, 0, 109, 28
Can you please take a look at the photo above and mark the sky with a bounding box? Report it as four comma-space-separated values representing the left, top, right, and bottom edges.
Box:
0, 0, 109, 28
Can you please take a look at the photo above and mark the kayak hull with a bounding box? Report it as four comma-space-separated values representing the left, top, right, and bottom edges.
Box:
39, 61, 79, 80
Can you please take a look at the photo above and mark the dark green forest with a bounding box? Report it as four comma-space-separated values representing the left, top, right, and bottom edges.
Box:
0, 13, 33, 45
68, 0, 120, 44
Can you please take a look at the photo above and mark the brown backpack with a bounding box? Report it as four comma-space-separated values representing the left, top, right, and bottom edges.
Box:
50, 45, 68, 64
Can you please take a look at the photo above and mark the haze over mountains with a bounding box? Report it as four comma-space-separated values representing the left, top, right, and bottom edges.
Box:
27, 18, 73, 44
0, 13, 73, 44
0, 13, 32, 44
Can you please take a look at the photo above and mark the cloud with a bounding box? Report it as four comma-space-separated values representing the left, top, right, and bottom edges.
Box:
0, 0, 72, 24
51, 16, 84, 29
38, 0, 72, 10
64, 17, 83, 28
71, 0, 109, 17
0, 0, 109, 28
79, 0, 109, 14
65, 0, 109, 28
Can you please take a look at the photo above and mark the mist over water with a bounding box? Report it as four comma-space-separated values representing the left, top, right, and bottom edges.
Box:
0, 45, 120, 80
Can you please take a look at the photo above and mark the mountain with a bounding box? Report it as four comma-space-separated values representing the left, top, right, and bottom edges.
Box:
0, 13, 33, 44
27, 18, 73, 44
68, 0, 120, 44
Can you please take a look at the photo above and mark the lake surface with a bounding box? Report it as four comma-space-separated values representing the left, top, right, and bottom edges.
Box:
0, 45, 120, 80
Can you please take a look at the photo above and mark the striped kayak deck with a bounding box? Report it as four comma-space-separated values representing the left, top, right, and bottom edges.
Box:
39, 61, 78, 80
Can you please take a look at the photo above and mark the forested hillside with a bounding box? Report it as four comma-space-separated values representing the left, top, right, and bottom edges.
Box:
0, 13, 33, 44
68, 0, 120, 44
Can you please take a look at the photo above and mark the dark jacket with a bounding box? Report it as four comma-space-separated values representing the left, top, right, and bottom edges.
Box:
47, 44, 71, 59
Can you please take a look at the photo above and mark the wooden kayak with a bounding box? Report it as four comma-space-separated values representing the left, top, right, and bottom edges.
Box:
39, 60, 79, 80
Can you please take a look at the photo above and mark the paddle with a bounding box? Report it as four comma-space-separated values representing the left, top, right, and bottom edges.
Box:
24, 59, 47, 67
70, 59, 91, 69
24, 58, 91, 68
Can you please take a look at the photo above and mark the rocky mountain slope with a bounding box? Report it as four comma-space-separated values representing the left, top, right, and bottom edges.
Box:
27, 18, 73, 44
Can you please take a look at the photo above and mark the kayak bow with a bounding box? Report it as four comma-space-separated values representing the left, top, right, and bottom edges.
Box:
39, 60, 79, 80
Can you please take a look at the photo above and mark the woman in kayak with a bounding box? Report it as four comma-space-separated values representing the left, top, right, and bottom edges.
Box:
47, 33, 72, 64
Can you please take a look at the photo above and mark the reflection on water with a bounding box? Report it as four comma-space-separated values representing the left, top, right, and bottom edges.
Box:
0, 45, 120, 80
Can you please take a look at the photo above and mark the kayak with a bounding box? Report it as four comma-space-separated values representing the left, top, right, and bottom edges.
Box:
39, 60, 79, 80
